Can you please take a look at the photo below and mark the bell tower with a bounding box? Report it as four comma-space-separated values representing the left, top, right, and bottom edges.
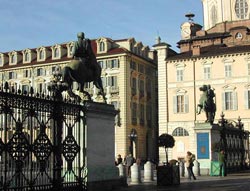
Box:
202, 0, 250, 31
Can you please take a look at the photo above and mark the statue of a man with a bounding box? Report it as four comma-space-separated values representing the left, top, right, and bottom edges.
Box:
197, 84, 216, 124
72, 32, 91, 66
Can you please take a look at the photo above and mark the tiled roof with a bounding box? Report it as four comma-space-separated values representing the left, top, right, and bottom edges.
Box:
167, 44, 250, 61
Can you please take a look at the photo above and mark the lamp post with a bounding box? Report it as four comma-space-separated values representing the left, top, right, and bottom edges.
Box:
128, 129, 137, 158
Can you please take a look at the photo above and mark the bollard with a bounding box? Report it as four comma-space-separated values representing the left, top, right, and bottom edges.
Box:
193, 160, 200, 176
179, 161, 185, 177
144, 161, 153, 182
117, 164, 125, 177
184, 163, 189, 178
130, 163, 141, 184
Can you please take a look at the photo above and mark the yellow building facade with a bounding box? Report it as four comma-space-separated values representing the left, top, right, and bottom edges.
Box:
0, 37, 159, 162
156, 0, 250, 163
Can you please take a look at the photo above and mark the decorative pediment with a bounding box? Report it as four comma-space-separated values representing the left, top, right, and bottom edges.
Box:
222, 57, 235, 64
223, 84, 236, 90
175, 88, 187, 94
175, 62, 186, 68
201, 60, 213, 66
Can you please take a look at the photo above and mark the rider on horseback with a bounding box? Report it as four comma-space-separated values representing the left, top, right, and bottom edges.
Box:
72, 32, 90, 66
197, 84, 216, 124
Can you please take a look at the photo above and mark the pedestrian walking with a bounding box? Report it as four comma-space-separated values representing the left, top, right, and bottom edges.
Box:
185, 151, 196, 180
124, 154, 134, 177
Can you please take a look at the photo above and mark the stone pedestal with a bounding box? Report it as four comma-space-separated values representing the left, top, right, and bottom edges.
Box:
84, 101, 124, 190
194, 123, 221, 175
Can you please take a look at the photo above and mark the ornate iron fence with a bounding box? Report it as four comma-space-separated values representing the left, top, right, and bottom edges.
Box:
0, 83, 86, 191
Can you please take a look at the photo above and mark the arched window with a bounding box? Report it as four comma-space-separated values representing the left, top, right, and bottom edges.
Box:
211, 5, 217, 27
54, 48, 59, 58
172, 127, 189, 136
24, 52, 30, 62
235, 0, 248, 19
11, 54, 16, 63
39, 50, 45, 60
99, 42, 105, 52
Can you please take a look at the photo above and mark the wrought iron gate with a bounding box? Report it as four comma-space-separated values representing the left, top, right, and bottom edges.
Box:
0, 83, 87, 191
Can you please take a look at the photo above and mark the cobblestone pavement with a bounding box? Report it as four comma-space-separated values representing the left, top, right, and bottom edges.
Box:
115, 172, 250, 191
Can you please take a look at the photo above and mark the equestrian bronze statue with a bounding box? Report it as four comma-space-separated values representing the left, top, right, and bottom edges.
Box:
197, 84, 216, 124
62, 32, 106, 102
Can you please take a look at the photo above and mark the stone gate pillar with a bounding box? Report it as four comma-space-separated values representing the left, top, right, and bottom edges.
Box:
84, 101, 122, 190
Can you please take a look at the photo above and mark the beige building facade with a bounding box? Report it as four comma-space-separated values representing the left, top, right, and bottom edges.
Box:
156, 0, 250, 163
0, 36, 159, 162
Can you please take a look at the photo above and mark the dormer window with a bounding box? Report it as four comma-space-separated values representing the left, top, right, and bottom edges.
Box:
39, 50, 45, 60
24, 52, 30, 62
96, 38, 110, 54
0, 56, 2, 66
99, 42, 105, 52
54, 47, 59, 58
11, 55, 16, 63
51, 45, 61, 59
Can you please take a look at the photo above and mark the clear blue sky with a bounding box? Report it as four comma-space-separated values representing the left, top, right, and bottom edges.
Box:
0, 0, 203, 53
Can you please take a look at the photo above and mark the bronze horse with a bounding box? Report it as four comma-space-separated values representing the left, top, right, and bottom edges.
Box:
62, 40, 106, 102
197, 85, 216, 124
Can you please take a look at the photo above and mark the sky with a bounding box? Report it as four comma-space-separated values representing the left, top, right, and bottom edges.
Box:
0, 0, 203, 53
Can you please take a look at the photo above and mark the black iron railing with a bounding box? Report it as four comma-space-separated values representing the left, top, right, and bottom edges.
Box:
0, 83, 86, 191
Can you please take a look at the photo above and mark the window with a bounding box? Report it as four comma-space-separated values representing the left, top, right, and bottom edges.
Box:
222, 91, 237, 110
37, 83, 43, 93
54, 48, 59, 58
131, 77, 137, 95
139, 104, 145, 125
111, 59, 119, 68
172, 127, 189, 136
211, 5, 217, 27
248, 63, 250, 75
244, 90, 250, 109
235, 32, 243, 39
139, 80, 144, 97
39, 50, 45, 60
0, 57, 2, 66
225, 64, 232, 77
98, 61, 106, 69
24, 52, 30, 62
99, 42, 105, 52
173, 94, 189, 113
130, 61, 136, 70
177, 69, 184, 81
69, 46, 73, 56
23, 69, 30, 78
107, 76, 117, 87
107, 59, 119, 69
22, 84, 29, 93
204, 66, 211, 79
138, 64, 144, 73
11, 54, 16, 63
131, 103, 137, 125
37, 68, 44, 76
8, 72, 16, 79
235, 0, 248, 19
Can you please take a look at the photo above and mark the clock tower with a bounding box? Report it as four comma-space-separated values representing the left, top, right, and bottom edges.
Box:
181, 13, 202, 40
